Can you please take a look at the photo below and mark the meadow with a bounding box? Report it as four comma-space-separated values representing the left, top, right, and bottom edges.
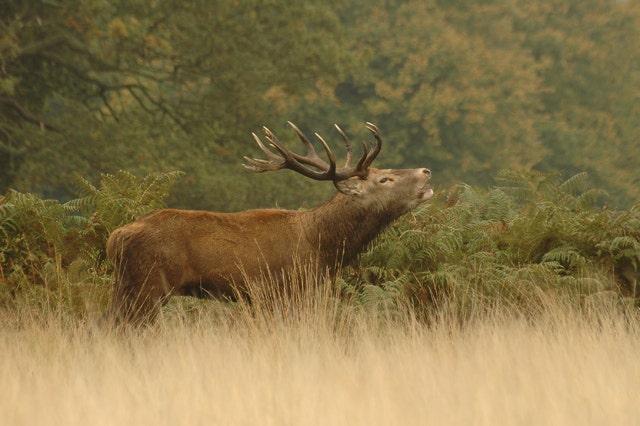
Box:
1, 282, 639, 426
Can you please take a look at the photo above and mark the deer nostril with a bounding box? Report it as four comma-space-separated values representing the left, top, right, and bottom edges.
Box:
422, 168, 431, 178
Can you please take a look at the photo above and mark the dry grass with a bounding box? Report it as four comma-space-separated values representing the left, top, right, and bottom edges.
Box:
1, 284, 640, 426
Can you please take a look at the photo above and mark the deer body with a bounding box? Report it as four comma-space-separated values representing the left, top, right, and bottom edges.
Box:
107, 123, 432, 322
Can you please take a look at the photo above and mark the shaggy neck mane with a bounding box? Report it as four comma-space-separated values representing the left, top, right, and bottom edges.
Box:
303, 192, 403, 268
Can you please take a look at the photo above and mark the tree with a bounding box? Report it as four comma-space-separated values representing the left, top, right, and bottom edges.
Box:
287, 1, 545, 189
513, 0, 640, 206
1, 0, 345, 209
4, 0, 640, 210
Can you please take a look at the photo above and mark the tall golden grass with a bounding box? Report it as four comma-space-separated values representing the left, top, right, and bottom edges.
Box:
1, 275, 639, 426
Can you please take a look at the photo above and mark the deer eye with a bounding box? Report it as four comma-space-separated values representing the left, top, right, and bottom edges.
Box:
379, 177, 390, 183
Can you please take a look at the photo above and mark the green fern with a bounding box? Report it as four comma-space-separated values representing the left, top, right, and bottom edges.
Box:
80, 170, 184, 233
558, 171, 589, 194
541, 246, 588, 271
350, 169, 640, 320
1, 170, 183, 296
0, 191, 70, 285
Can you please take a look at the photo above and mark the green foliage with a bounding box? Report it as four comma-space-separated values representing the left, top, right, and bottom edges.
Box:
1, 0, 345, 209
4, 0, 640, 210
350, 171, 640, 318
0, 170, 181, 310
70, 170, 184, 234
328, 1, 544, 185
0, 191, 72, 285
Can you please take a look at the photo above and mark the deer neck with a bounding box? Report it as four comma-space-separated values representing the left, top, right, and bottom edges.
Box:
303, 193, 402, 267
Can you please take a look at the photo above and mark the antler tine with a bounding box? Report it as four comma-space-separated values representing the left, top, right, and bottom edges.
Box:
334, 124, 353, 168
363, 121, 383, 168
286, 121, 333, 171
244, 121, 383, 181
261, 126, 292, 161
242, 132, 286, 172
287, 122, 316, 155
245, 123, 337, 180
329, 122, 382, 179
313, 133, 337, 168
346, 140, 369, 174
333, 124, 378, 179
263, 126, 311, 166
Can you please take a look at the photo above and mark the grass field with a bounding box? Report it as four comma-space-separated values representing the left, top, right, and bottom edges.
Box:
1, 286, 639, 426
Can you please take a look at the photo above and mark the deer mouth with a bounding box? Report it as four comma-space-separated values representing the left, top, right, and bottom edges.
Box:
417, 187, 434, 200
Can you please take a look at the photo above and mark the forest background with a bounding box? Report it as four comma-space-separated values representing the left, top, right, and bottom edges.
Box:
2, 0, 640, 314
4, 0, 640, 210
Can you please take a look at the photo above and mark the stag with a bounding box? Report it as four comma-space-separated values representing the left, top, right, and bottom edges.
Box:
106, 122, 432, 322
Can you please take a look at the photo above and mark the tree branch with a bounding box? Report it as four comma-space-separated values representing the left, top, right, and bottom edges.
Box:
0, 96, 60, 132
40, 51, 188, 131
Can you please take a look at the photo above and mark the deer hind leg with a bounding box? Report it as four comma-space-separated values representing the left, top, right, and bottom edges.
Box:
108, 261, 172, 325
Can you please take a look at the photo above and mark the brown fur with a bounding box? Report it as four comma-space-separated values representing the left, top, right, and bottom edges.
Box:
106, 166, 432, 323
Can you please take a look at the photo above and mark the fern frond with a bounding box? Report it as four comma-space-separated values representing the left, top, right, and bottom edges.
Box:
607, 236, 640, 252
571, 188, 608, 210
558, 172, 589, 195
541, 246, 587, 270
72, 174, 98, 199
63, 196, 96, 215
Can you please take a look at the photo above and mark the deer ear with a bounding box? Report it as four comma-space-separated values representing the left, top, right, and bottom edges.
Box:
334, 177, 366, 196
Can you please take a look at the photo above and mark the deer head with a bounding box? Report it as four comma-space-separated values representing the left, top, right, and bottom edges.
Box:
243, 121, 433, 207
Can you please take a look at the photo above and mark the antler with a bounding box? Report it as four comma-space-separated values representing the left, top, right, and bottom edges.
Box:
243, 122, 383, 181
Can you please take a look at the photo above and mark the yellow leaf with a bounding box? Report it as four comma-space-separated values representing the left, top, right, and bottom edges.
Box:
108, 18, 128, 39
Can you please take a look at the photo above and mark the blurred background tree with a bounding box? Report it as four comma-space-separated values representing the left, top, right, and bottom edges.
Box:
2, 0, 639, 210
